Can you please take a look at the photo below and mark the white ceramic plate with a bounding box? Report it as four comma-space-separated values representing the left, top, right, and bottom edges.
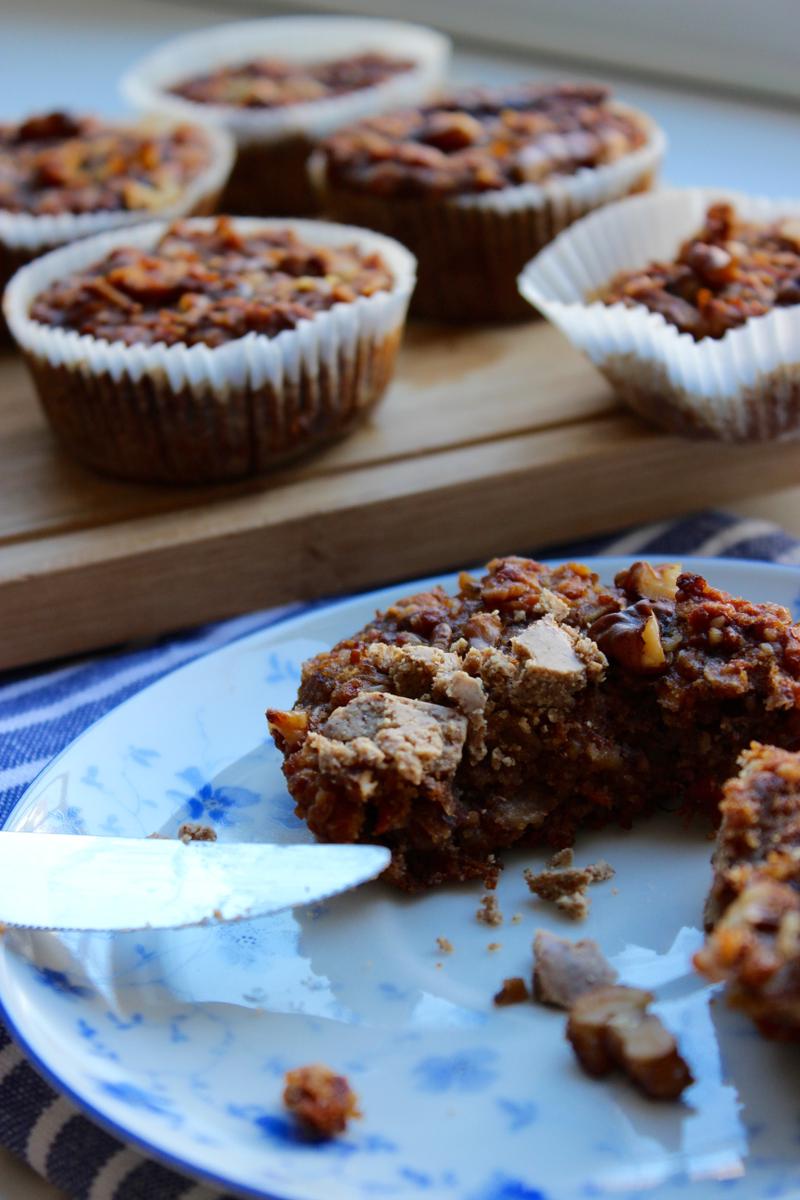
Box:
2, 557, 800, 1200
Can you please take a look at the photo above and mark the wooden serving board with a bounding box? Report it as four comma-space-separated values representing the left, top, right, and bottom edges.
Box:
1, 321, 799, 672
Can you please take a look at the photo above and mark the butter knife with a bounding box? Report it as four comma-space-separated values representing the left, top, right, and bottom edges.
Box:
0, 834, 390, 932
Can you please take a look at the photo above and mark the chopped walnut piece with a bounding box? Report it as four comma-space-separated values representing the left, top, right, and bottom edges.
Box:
177, 822, 217, 844
533, 930, 618, 1009
267, 708, 309, 751
590, 601, 669, 674
436, 936, 454, 954
494, 976, 530, 1006
477, 892, 503, 926
617, 562, 681, 602
283, 1064, 360, 1138
566, 986, 693, 1100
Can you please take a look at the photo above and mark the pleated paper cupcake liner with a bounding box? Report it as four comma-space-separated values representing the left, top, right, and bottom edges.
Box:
121, 17, 451, 216
4, 216, 416, 484
311, 105, 666, 322
518, 186, 800, 441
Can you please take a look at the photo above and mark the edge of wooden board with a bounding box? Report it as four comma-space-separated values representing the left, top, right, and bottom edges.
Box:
0, 413, 796, 670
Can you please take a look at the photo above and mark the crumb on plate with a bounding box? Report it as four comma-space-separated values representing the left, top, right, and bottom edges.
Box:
283, 1064, 360, 1138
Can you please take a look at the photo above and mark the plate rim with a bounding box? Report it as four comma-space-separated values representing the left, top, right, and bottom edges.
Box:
1, 553, 798, 1199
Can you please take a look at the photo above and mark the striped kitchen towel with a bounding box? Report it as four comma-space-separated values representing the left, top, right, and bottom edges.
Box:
0, 508, 797, 1200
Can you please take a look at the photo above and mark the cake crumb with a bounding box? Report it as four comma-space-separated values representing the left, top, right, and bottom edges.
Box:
487, 941, 502, 952
555, 892, 590, 921
533, 929, 617, 1009
524, 856, 615, 921
477, 892, 503, 926
566, 986, 693, 1101
585, 860, 615, 884
548, 848, 574, 869
436, 936, 454, 954
283, 1064, 360, 1138
494, 976, 530, 1006
178, 821, 217, 844
511, 913, 523, 925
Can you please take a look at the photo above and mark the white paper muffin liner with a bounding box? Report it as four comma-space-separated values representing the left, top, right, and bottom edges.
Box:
120, 17, 451, 147
311, 104, 665, 322
4, 216, 416, 483
0, 120, 234, 254
518, 186, 800, 440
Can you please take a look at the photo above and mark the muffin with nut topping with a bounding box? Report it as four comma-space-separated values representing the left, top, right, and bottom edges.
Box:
4, 215, 415, 482
0, 110, 233, 334
520, 189, 800, 440
311, 83, 664, 321
121, 17, 450, 217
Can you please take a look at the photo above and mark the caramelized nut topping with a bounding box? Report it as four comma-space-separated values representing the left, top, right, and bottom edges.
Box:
30, 218, 393, 347
0, 112, 213, 217
170, 52, 413, 110
600, 201, 800, 340
321, 83, 647, 198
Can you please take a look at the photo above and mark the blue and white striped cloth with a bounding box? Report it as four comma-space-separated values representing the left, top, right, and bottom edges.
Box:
0, 509, 798, 1200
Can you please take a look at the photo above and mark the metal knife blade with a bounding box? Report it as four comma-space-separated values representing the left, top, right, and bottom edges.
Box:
0, 834, 390, 932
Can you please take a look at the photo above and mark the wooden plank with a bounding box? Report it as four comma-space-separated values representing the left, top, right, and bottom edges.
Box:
3, 409, 800, 671
0, 321, 615, 545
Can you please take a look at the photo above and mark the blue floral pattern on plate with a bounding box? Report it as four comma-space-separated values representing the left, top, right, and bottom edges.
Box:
1, 560, 800, 1199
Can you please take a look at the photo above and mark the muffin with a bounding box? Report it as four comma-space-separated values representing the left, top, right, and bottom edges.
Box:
311, 82, 665, 321
0, 110, 233, 333
518, 188, 800, 440
4, 215, 416, 483
121, 17, 450, 217
268, 557, 800, 891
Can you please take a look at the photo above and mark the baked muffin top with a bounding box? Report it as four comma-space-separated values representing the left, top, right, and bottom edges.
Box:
318, 83, 648, 198
599, 202, 800, 340
0, 112, 214, 217
29, 216, 394, 346
169, 52, 414, 110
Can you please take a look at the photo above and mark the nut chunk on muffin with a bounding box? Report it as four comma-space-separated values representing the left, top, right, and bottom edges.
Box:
5, 215, 415, 483
313, 83, 663, 320
268, 558, 800, 891
0, 110, 232, 335
695, 743, 800, 1039
598, 202, 800, 340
